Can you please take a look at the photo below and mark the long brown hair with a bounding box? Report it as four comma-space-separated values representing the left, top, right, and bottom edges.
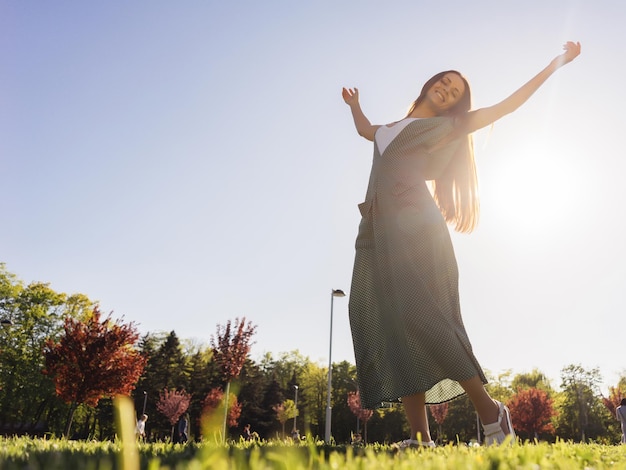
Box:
406, 71, 479, 233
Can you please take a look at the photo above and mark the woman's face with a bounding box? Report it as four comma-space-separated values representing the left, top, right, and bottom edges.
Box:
426, 72, 466, 113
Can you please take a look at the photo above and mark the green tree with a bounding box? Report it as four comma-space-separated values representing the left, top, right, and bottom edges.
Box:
185, 346, 215, 439
367, 404, 407, 443
298, 360, 327, 437
152, 331, 190, 391
329, 360, 357, 443
236, 358, 271, 439
554, 364, 609, 441
439, 394, 480, 444
259, 378, 285, 438
485, 369, 514, 404
0, 264, 95, 436
511, 369, 554, 394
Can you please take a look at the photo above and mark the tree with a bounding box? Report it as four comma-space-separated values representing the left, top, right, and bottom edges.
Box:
201, 387, 241, 440
485, 370, 514, 404
329, 361, 358, 443
554, 364, 607, 441
511, 369, 554, 394
366, 404, 408, 444
429, 403, 449, 444
156, 388, 191, 442
210, 317, 256, 441
236, 359, 272, 439
258, 378, 285, 438
272, 399, 295, 438
602, 386, 625, 417
43, 307, 146, 437
298, 359, 327, 436
507, 388, 556, 441
185, 347, 215, 439
151, 331, 189, 392
437, 394, 479, 444
0, 264, 97, 436
347, 391, 373, 443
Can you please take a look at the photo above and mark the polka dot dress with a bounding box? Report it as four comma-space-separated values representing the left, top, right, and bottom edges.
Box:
348, 117, 487, 409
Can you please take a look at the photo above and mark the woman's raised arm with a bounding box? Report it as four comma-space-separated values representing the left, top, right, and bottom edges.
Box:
461, 41, 581, 134
342, 87, 380, 142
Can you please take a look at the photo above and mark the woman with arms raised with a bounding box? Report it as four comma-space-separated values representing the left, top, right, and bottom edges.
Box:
343, 41, 581, 447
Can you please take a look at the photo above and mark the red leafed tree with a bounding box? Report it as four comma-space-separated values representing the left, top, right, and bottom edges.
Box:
347, 391, 373, 443
156, 388, 191, 441
602, 386, 625, 417
429, 402, 449, 444
201, 387, 241, 437
210, 317, 256, 440
507, 387, 556, 440
43, 307, 146, 437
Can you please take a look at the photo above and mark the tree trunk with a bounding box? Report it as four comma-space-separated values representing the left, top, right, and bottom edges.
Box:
222, 382, 230, 443
64, 403, 77, 438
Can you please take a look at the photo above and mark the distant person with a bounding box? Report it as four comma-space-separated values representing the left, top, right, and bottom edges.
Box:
136, 414, 148, 440
342, 41, 580, 448
291, 429, 300, 440
243, 423, 252, 440
617, 398, 626, 444
178, 414, 189, 443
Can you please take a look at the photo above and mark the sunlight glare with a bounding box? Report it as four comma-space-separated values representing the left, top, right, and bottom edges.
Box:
483, 139, 579, 239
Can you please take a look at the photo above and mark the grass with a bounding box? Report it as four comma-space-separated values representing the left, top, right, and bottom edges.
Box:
2, 398, 623, 469
0, 437, 625, 469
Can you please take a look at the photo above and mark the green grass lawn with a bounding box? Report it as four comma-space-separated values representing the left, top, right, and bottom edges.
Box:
0, 437, 625, 470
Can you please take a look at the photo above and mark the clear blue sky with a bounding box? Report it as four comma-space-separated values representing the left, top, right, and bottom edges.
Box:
2, 1, 624, 393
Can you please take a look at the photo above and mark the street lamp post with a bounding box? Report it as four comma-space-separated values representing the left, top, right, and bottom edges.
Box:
292, 385, 299, 435
325, 288, 345, 443
142, 391, 148, 416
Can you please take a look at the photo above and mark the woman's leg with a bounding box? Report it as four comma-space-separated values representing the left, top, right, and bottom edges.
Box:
401, 392, 432, 442
459, 375, 512, 434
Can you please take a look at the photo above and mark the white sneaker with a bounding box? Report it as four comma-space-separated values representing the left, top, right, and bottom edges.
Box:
396, 439, 436, 449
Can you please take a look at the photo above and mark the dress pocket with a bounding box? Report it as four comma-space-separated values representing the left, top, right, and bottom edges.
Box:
358, 200, 372, 218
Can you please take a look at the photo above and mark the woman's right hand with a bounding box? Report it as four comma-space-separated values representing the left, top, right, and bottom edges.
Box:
552, 41, 581, 68
342, 87, 359, 106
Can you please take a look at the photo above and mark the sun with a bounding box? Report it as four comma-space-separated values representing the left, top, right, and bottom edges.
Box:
479, 138, 580, 239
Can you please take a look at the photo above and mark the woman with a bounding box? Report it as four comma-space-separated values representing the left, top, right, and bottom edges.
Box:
343, 42, 581, 447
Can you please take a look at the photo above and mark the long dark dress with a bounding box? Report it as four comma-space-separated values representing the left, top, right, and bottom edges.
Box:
348, 117, 487, 409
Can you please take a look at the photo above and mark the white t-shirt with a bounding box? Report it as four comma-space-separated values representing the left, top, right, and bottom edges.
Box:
375, 118, 419, 154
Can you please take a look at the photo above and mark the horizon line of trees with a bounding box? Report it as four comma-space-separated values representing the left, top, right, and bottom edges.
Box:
1, 263, 625, 444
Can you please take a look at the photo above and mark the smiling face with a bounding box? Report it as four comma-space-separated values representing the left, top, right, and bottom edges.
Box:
405, 70, 472, 119
426, 72, 466, 113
